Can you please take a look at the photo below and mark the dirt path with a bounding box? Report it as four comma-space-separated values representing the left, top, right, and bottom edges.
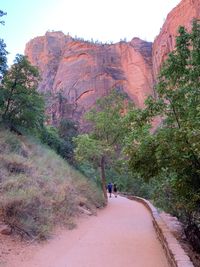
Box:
5, 196, 170, 267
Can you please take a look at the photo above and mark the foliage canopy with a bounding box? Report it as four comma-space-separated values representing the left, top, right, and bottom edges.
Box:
0, 10, 8, 75
0, 54, 45, 130
74, 90, 133, 199
125, 20, 200, 251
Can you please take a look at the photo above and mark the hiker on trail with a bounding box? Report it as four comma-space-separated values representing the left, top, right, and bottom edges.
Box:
107, 182, 112, 198
113, 183, 118, 198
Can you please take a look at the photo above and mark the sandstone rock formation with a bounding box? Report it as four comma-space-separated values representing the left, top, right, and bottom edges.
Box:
25, 33, 153, 126
25, 0, 200, 126
153, 0, 200, 79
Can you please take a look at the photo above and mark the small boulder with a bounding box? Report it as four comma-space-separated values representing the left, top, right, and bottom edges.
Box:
78, 206, 92, 216
0, 225, 12, 235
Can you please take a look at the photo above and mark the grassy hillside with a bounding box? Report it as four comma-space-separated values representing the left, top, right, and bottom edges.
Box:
0, 129, 105, 239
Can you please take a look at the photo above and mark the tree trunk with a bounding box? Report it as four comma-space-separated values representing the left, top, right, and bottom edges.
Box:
100, 156, 108, 202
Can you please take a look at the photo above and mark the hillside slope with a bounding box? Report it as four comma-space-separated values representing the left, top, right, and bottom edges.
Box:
0, 129, 105, 239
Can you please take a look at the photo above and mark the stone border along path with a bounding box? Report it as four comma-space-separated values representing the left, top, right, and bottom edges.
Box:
127, 196, 194, 267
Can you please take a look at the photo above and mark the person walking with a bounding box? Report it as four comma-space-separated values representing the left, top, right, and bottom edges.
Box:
107, 182, 112, 198
113, 183, 118, 198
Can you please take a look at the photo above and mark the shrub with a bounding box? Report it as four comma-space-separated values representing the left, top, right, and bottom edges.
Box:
39, 125, 75, 163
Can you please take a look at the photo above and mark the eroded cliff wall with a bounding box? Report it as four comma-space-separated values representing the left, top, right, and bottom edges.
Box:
25, 0, 200, 126
25, 32, 153, 125
153, 0, 200, 79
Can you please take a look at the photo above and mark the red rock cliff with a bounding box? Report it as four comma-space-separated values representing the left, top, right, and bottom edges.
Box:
25, 32, 153, 125
25, 0, 200, 126
153, 0, 200, 80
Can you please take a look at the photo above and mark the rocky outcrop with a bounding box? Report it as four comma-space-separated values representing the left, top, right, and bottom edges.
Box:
117, 38, 153, 107
25, 32, 153, 125
25, 0, 200, 126
153, 0, 200, 79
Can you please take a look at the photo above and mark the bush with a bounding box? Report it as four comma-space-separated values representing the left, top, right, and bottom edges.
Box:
39, 125, 75, 163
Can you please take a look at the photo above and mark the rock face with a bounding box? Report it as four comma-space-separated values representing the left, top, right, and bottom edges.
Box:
117, 38, 153, 107
25, 0, 200, 126
25, 32, 153, 126
153, 0, 200, 79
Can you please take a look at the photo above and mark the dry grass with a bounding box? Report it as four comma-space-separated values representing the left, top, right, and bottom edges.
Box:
0, 129, 105, 239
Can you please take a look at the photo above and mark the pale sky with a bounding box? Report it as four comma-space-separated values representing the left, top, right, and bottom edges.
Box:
1, 0, 181, 65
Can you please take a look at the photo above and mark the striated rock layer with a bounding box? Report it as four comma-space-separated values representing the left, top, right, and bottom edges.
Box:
25, 0, 200, 126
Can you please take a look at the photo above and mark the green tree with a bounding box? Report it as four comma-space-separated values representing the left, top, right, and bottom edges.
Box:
145, 21, 200, 188
0, 40, 7, 75
40, 121, 78, 163
0, 54, 45, 131
0, 10, 8, 75
58, 119, 78, 163
59, 119, 78, 140
126, 20, 200, 251
74, 90, 131, 200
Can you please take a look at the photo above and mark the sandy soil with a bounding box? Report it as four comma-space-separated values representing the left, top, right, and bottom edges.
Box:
1, 195, 170, 267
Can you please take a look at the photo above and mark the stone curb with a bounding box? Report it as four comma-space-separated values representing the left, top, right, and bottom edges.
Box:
126, 196, 194, 267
